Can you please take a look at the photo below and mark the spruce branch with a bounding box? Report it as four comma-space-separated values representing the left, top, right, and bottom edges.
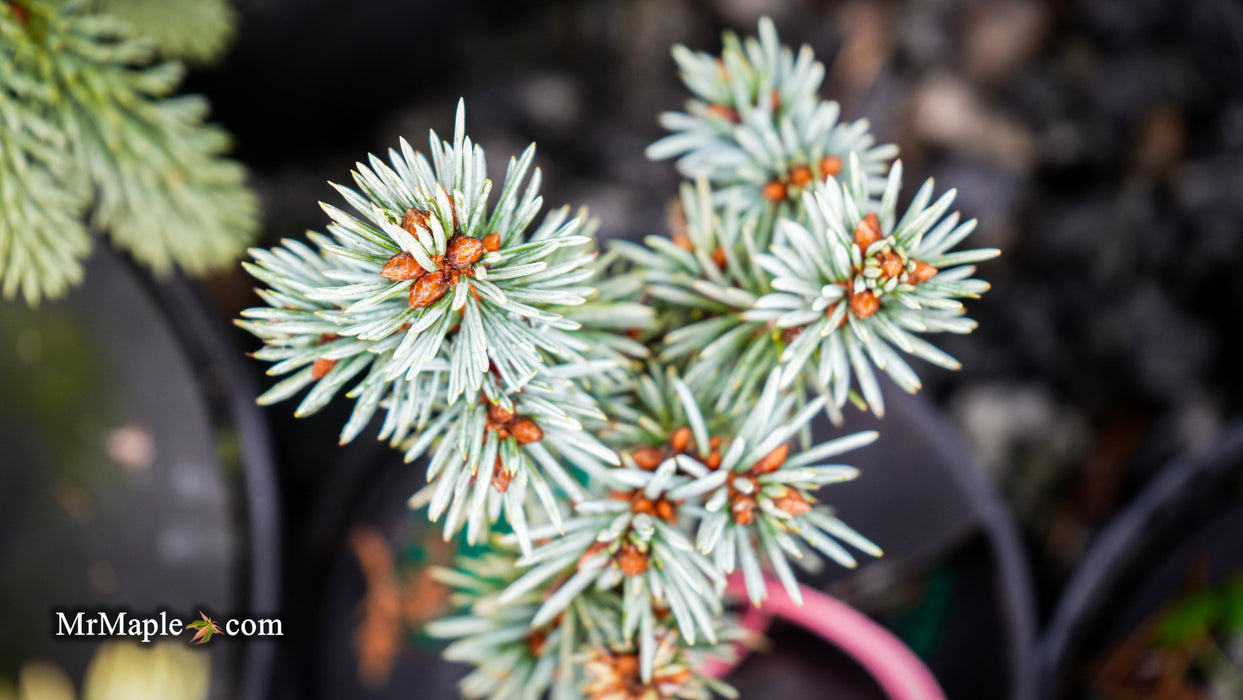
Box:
429, 551, 740, 700
580, 628, 738, 700
613, 177, 788, 416
425, 551, 611, 700
498, 463, 725, 654
486, 364, 876, 689
536, 225, 656, 394
305, 101, 595, 392
238, 16, 997, 700
404, 374, 618, 554
646, 17, 897, 225
751, 157, 999, 417
636, 145, 996, 421
75, 91, 257, 277
240, 102, 633, 554
241, 102, 606, 416
0, 62, 90, 303
87, 0, 236, 64
602, 366, 880, 607
0, 0, 256, 303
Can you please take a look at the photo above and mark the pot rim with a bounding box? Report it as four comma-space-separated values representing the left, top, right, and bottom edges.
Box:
126, 250, 283, 700
874, 382, 1039, 700
1036, 421, 1243, 698
706, 573, 947, 700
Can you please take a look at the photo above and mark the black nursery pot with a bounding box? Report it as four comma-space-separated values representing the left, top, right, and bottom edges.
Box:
301, 448, 463, 700
295, 379, 1036, 700
0, 247, 280, 699
1037, 422, 1243, 699
795, 380, 1039, 700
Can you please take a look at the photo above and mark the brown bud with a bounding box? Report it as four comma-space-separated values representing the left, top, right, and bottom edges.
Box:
482, 232, 502, 252
781, 326, 803, 344
401, 208, 430, 234
509, 417, 543, 445
854, 211, 882, 251
578, 541, 608, 570
631, 496, 656, 517
752, 443, 789, 474
762, 180, 788, 203
491, 459, 513, 494
617, 543, 649, 577
789, 164, 813, 188
408, 270, 449, 308
877, 250, 905, 280
709, 436, 722, 450
730, 494, 759, 525
655, 498, 677, 524
615, 653, 640, 680
380, 251, 427, 282
525, 630, 547, 657
671, 233, 693, 251
704, 104, 739, 122
632, 447, 664, 471
849, 289, 880, 318
669, 427, 692, 453
12, 4, 29, 25
774, 489, 812, 516
769, 89, 782, 113
705, 451, 723, 470
711, 245, 728, 269
819, 155, 843, 179
487, 403, 515, 425
908, 260, 938, 285
311, 357, 337, 380
444, 235, 484, 269
318, 333, 340, 344
664, 669, 694, 685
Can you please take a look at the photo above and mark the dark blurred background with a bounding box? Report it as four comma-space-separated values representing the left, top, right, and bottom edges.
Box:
172, 0, 1243, 695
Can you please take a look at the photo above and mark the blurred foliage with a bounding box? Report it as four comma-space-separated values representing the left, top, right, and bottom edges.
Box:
1155, 575, 1243, 650
0, 0, 255, 304
87, 0, 236, 64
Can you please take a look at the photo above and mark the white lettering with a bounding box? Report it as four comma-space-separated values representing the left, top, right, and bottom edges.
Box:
55, 612, 83, 636
100, 612, 125, 636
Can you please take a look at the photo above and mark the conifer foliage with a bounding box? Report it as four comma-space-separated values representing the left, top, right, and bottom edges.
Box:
0, 0, 254, 304
241, 17, 996, 700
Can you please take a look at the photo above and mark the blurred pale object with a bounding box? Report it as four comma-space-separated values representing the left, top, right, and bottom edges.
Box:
0, 643, 209, 700
14, 661, 75, 700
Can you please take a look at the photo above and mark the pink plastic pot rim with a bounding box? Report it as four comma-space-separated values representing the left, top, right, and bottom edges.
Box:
701, 574, 946, 700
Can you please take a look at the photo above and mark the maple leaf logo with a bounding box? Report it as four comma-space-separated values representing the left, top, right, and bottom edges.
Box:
186, 611, 222, 645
